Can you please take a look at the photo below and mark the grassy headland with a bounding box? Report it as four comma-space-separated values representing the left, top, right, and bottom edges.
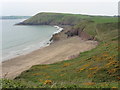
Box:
2, 12, 119, 88
17, 12, 118, 25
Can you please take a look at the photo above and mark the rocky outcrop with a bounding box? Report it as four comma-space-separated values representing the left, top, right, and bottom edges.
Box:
50, 25, 95, 43
50, 26, 69, 42
65, 27, 94, 40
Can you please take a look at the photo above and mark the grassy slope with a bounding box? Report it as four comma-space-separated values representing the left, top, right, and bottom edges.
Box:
2, 13, 119, 88
20, 12, 118, 25
3, 40, 118, 88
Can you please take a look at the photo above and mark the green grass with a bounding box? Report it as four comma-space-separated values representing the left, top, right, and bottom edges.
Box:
20, 12, 118, 25
2, 13, 119, 89
74, 21, 119, 42
2, 40, 119, 88
90, 16, 118, 23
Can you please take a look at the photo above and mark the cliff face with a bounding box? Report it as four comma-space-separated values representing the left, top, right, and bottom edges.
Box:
50, 26, 94, 42
17, 13, 96, 41
16, 12, 118, 42
65, 27, 94, 40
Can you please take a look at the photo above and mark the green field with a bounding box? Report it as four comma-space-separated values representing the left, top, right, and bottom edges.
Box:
18, 12, 118, 25
2, 13, 119, 89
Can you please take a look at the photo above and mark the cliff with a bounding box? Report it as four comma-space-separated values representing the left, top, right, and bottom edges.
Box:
16, 12, 118, 42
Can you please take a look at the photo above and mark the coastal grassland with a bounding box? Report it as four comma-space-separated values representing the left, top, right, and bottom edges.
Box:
2, 13, 119, 88
74, 21, 119, 41
18, 12, 118, 25
2, 40, 119, 88
90, 16, 118, 23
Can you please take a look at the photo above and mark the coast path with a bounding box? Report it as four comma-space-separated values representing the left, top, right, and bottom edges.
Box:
1, 36, 98, 79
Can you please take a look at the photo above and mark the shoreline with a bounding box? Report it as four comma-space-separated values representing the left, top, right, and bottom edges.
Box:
2, 25, 63, 62
2, 36, 98, 79
2, 24, 98, 79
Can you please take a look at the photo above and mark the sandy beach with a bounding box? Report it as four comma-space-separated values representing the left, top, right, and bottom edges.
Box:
1, 36, 98, 79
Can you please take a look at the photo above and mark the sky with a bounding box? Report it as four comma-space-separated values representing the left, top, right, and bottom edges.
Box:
0, 0, 119, 16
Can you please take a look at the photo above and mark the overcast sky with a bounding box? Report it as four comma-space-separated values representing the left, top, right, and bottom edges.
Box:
0, 0, 119, 16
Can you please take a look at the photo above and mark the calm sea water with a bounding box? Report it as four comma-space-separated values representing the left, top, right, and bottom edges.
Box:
1, 19, 58, 61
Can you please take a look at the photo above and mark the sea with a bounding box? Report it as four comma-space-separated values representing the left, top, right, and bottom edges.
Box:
0, 19, 62, 61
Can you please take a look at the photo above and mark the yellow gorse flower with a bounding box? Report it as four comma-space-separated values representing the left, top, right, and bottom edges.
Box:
108, 68, 117, 74
112, 87, 117, 88
77, 64, 90, 72
105, 61, 118, 68
63, 63, 71, 67
60, 74, 65, 77
44, 80, 52, 85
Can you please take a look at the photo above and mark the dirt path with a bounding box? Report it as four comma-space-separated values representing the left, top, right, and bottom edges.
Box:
1, 36, 98, 79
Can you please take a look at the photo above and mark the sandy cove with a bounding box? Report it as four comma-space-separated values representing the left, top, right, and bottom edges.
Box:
1, 36, 98, 79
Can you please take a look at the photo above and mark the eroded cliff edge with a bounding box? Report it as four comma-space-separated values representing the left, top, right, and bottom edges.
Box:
16, 13, 97, 42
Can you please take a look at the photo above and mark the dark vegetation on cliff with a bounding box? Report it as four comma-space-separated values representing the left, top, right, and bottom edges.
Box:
2, 13, 119, 88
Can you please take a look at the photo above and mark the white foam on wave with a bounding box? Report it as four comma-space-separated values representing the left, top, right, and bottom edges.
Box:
53, 26, 63, 34
2, 26, 63, 61
2, 39, 51, 61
